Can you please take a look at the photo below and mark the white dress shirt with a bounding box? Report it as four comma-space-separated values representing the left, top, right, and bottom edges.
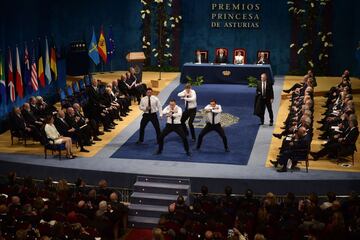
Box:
139, 95, 163, 117
177, 89, 197, 109
44, 123, 63, 144
162, 105, 182, 124
204, 104, 222, 124
234, 55, 244, 64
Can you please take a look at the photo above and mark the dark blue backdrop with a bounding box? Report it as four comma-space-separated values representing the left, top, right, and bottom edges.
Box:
1, 0, 359, 75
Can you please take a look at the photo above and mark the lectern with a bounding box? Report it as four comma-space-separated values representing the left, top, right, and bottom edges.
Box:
126, 52, 146, 83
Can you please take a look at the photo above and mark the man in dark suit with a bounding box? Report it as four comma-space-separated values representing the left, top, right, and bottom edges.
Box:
257, 52, 270, 64
214, 48, 228, 64
10, 107, 43, 143
270, 127, 310, 172
21, 103, 43, 128
254, 73, 274, 126
310, 118, 359, 159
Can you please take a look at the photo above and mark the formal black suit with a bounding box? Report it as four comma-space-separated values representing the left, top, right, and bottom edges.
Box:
22, 109, 42, 128
65, 114, 91, 148
315, 127, 359, 158
10, 112, 42, 142
215, 54, 228, 64
254, 80, 274, 124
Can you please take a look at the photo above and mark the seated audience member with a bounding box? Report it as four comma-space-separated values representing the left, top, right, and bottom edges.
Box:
65, 107, 93, 149
102, 85, 123, 121
54, 109, 89, 153
215, 48, 228, 64
270, 127, 311, 172
117, 75, 132, 100
73, 103, 102, 141
234, 51, 244, 64
310, 118, 359, 160
22, 103, 43, 128
194, 50, 207, 64
126, 67, 147, 104
10, 106, 43, 143
29, 96, 41, 119
283, 71, 315, 94
36, 96, 57, 118
257, 51, 269, 64
112, 80, 131, 113
44, 115, 75, 159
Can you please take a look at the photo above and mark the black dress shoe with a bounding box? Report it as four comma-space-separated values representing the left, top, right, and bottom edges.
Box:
191, 138, 196, 142
273, 133, 282, 139
277, 167, 287, 172
186, 152, 192, 157
225, 148, 230, 152
136, 140, 143, 144
155, 150, 162, 155
269, 122, 273, 126
309, 152, 319, 160
104, 128, 111, 132
283, 90, 290, 93
112, 122, 118, 125
98, 131, 104, 135
93, 137, 102, 141
270, 160, 278, 167
80, 148, 90, 153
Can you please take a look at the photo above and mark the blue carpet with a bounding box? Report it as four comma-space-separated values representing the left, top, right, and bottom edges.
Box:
111, 84, 260, 165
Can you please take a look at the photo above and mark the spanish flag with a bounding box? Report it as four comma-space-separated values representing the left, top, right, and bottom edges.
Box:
38, 41, 45, 88
97, 26, 107, 63
50, 39, 58, 81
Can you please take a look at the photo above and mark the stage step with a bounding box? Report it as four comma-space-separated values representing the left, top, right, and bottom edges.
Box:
128, 175, 191, 229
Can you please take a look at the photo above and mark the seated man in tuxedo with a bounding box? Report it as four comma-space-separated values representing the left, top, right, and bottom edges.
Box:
73, 103, 102, 141
214, 48, 228, 64
10, 107, 43, 143
310, 118, 359, 160
257, 52, 269, 64
21, 103, 43, 129
194, 50, 207, 64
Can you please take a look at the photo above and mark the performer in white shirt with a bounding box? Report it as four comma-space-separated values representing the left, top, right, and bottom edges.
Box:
156, 99, 190, 156
234, 51, 244, 64
137, 88, 162, 144
178, 84, 197, 141
196, 99, 229, 152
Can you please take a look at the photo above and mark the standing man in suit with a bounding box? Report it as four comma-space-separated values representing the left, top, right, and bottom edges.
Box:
178, 84, 197, 141
196, 99, 229, 152
215, 48, 228, 64
254, 73, 274, 126
157, 99, 190, 156
137, 88, 162, 144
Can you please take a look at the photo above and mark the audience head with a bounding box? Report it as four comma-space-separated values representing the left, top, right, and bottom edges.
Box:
204, 230, 213, 239
57, 109, 65, 118
152, 227, 165, 240
29, 96, 36, 105
129, 67, 135, 74
98, 179, 108, 189
146, 87, 153, 96
91, 78, 98, 87
13, 107, 21, 115
22, 103, 30, 112
45, 115, 54, 124
72, 103, 80, 111
254, 233, 266, 240
110, 192, 118, 202
66, 107, 75, 116
201, 185, 209, 196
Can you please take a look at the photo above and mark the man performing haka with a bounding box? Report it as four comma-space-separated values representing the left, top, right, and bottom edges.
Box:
196, 99, 229, 152
137, 88, 162, 144
156, 99, 191, 156
177, 83, 197, 142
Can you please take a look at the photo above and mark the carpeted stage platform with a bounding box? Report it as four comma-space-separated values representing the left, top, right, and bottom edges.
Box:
0, 74, 359, 195
111, 84, 260, 165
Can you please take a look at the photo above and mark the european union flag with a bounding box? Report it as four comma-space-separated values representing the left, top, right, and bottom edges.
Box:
89, 28, 100, 65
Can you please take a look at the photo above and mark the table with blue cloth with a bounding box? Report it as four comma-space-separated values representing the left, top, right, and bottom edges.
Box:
180, 63, 274, 84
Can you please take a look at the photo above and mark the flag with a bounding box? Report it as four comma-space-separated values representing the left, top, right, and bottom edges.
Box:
31, 44, 39, 92
50, 38, 57, 81
97, 26, 107, 63
37, 41, 45, 88
24, 43, 32, 95
88, 28, 100, 65
7, 48, 15, 102
44, 38, 52, 84
0, 52, 6, 105
107, 26, 115, 63
15, 46, 24, 99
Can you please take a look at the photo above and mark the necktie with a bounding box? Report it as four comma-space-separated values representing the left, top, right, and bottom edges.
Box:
185, 99, 188, 110
148, 96, 151, 113
262, 81, 266, 97
171, 112, 174, 124
212, 111, 215, 124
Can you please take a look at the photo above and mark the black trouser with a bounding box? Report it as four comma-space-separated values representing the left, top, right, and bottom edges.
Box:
259, 98, 274, 123
181, 108, 197, 139
197, 123, 228, 150
139, 113, 161, 142
158, 123, 189, 153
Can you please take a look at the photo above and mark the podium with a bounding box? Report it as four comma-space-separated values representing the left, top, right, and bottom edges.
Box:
126, 52, 146, 83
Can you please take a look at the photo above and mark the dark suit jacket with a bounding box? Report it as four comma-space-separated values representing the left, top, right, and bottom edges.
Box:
10, 113, 27, 132
22, 110, 38, 126
256, 80, 274, 100
215, 54, 228, 64
54, 117, 71, 136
